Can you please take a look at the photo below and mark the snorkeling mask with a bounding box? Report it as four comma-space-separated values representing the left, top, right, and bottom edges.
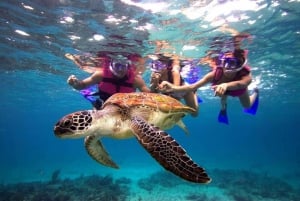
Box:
180, 60, 201, 84
109, 59, 129, 77
150, 60, 167, 72
219, 53, 246, 73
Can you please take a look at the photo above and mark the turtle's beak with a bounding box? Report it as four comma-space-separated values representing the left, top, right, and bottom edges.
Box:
53, 114, 78, 138
54, 122, 72, 138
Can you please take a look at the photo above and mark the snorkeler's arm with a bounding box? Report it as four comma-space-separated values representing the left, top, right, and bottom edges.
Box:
79, 66, 97, 74
172, 68, 181, 86
65, 53, 97, 74
171, 57, 181, 86
160, 71, 214, 93
212, 73, 252, 95
218, 25, 251, 49
233, 33, 251, 50
219, 25, 239, 36
67, 70, 103, 90
188, 71, 214, 90
135, 75, 151, 92
65, 54, 84, 68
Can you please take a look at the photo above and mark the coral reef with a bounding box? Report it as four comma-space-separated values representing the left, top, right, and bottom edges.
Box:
0, 174, 130, 201
137, 169, 300, 201
210, 169, 300, 201
1, 169, 300, 201
49, 169, 61, 184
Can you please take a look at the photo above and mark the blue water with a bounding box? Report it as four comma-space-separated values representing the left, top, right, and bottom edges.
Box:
1, 0, 300, 200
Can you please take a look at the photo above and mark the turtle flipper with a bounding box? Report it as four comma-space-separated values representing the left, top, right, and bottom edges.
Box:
84, 135, 119, 169
176, 119, 189, 135
130, 116, 211, 184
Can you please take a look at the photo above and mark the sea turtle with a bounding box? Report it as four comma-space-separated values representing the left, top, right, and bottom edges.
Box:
54, 92, 211, 183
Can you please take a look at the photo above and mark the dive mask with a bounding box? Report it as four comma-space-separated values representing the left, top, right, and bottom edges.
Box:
150, 60, 167, 72
110, 60, 129, 77
219, 54, 246, 73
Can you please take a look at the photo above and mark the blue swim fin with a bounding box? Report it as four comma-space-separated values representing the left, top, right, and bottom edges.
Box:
218, 108, 229, 124
197, 95, 203, 103
80, 85, 99, 102
244, 88, 259, 115
80, 85, 103, 109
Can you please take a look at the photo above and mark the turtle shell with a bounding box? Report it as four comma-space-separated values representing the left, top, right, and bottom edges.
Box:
103, 92, 196, 114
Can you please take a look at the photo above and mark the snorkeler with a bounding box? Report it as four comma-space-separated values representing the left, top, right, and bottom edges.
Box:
149, 54, 199, 117
67, 55, 150, 109
159, 49, 259, 124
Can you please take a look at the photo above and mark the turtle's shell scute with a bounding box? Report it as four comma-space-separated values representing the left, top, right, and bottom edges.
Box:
103, 92, 196, 114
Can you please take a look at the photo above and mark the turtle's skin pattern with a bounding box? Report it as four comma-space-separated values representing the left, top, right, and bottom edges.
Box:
104, 92, 194, 113
54, 92, 211, 184
131, 116, 210, 183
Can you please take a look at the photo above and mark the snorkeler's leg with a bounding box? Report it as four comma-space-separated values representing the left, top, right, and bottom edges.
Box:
218, 96, 229, 124
239, 91, 251, 108
243, 88, 259, 115
184, 92, 199, 117
250, 88, 259, 105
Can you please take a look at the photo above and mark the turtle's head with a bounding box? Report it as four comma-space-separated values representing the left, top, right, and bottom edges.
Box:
54, 111, 93, 139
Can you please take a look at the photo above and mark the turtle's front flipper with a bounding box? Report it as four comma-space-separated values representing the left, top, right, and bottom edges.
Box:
130, 116, 211, 184
84, 135, 119, 169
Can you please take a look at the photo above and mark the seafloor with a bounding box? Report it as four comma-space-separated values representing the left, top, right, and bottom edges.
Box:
1, 168, 299, 201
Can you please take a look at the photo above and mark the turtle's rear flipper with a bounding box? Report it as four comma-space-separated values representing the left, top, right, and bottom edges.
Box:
130, 116, 211, 184
84, 135, 119, 169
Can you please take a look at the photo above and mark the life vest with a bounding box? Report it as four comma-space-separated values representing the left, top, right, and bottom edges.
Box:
98, 67, 135, 102
212, 65, 251, 97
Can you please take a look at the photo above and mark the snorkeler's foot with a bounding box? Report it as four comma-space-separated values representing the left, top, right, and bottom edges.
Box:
65, 53, 75, 60
218, 104, 229, 125
244, 88, 259, 115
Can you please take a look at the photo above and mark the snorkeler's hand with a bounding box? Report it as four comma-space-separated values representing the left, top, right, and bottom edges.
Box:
212, 83, 228, 96
67, 75, 81, 89
150, 73, 161, 92
151, 72, 161, 82
65, 53, 75, 61
158, 81, 175, 93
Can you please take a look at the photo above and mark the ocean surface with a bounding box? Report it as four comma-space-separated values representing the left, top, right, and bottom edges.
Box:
1, 0, 300, 200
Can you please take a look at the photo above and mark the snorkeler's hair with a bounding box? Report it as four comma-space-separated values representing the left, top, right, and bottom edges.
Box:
157, 54, 173, 67
233, 49, 246, 66
96, 51, 112, 61
212, 56, 221, 66
127, 53, 141, 61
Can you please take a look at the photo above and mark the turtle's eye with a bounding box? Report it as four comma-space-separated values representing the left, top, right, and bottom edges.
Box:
62, 119, 72, 127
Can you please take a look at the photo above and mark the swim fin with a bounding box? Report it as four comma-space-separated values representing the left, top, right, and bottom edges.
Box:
80, 85, 99, 102
80, 85, 103, 109
218, 108, 229, 124
244, 88, 259, 115
197, 95, 203, 103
